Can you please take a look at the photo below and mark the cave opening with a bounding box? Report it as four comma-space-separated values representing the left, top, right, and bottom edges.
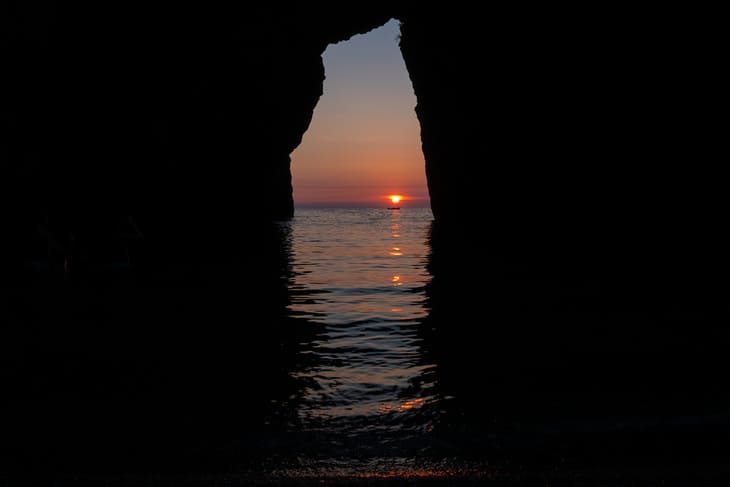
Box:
291, 19, 428, 210
282, 22, 436, 442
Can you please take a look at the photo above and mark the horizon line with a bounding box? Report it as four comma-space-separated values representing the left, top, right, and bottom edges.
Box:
294, 203, 432, 209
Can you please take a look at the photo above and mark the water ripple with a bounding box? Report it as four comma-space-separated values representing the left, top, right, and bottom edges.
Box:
286, 208, 435, 426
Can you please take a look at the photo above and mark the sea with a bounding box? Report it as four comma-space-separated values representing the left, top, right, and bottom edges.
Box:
267, 207, 454, 478
4, 207, 728, 484
242, 207, 730, 482
287, 207, 433, 417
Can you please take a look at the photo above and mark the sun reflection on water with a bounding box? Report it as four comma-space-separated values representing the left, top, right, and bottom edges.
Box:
379, 397, 426, 413
286, 208, 434, 430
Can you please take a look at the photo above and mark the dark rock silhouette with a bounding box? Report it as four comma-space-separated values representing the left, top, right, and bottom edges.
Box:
2, 2, 727, 481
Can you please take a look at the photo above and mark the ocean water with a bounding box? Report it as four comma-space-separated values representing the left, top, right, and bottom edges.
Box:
273, 207, 445, 472
288, 207, 432, 417
255, 207, 730, 481
6, 207, 729, 483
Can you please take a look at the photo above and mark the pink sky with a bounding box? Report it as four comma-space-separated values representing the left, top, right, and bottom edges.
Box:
291, 20, 429, 208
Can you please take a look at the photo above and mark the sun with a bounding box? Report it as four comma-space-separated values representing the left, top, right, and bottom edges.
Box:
389, 195, 402, 204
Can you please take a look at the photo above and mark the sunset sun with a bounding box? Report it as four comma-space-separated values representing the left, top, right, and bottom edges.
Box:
389, 195, 402, 204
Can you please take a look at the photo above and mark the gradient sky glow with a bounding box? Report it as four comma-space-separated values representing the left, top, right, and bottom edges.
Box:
291, 20, 429, 208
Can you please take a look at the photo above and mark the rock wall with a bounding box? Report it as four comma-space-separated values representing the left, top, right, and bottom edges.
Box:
3, 4, 390, 280
399, 5, 725, 314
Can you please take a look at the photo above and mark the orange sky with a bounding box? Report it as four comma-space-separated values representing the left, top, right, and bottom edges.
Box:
291, 20, 429, 208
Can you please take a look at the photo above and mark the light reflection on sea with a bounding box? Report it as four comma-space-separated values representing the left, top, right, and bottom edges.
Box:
285, 208, 436, 424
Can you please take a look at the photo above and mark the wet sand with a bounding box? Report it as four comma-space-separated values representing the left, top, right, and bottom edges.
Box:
5, 464, 730, 487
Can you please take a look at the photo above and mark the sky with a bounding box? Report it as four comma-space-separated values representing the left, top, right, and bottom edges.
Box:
291, 19, 429, 208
